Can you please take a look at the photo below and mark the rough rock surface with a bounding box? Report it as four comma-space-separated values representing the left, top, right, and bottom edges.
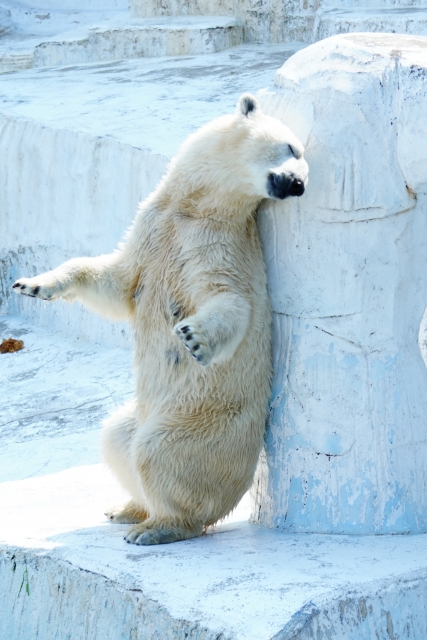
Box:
0, 2, 245, 73
253, 33, 427, 535
130, 0, 427, 43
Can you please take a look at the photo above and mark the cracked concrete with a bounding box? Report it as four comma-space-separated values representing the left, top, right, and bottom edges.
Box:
0, 3, 245, 73
254, 34, 427, 535
0, 314, 134, 481
0, 316, 134, 446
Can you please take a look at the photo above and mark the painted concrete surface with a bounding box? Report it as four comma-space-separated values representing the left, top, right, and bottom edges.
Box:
0, 314, 134, 457
0, 3, 244, 73
1, 320, 427, 640
316, 7, 427, 41
130, 0, 427, 43
252, 33, 427, 535
2, 0, 427, 60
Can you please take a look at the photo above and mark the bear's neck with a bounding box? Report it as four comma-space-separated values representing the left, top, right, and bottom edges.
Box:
156, 182, 261, 223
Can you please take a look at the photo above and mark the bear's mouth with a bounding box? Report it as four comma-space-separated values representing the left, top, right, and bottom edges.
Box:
267, 173, 305, 200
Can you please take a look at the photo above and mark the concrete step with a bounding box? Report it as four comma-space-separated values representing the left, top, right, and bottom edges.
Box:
0, 2, 243, 73
322, 0, 427, 7
316, 7, 427, 40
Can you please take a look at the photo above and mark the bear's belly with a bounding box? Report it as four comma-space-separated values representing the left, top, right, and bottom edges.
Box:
130, 288, 270, 422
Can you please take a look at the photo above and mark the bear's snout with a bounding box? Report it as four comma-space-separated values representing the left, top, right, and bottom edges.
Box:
267, 173, 305, 200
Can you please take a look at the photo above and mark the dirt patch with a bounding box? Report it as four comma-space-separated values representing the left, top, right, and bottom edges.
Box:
0, 338, 24, 353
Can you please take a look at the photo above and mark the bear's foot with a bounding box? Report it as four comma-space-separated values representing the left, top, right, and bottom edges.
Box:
124, 518, 203, 545
105, 501, 149, 524
173, 320, 212, 366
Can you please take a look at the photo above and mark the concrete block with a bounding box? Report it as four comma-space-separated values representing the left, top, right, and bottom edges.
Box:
316, 8, 427, 41
0, 6, 244, 73
253, 33, 427, 534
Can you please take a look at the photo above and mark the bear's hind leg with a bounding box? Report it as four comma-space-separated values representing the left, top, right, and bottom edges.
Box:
102, 400, 150, 519
124, 517, 204, 546
105, 500, 149, 524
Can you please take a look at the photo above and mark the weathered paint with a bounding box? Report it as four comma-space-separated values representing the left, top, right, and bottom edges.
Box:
253, 33, 427, 534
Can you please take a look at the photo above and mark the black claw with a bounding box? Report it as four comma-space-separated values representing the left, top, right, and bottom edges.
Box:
33, 286, 40, 295
185, 334, 193, 341
193, 345, 200, 351
181, 326, 190, 334
12, 283, 19, 288
20, 284, 26, 289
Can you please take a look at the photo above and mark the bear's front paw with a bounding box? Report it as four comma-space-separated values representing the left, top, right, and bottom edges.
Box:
173, 320, 212, 366
12, 276, 63, 301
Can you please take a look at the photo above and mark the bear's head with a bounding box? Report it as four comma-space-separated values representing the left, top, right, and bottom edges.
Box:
234, 94, 309, 201
167, 93, 308, 214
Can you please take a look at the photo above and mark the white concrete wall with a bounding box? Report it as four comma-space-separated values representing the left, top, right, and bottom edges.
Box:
0, 115, 167, 348
252, 33, 427, 534
130, 0, 427, 43
1, 551, 218, 640
130, 0, 319, 43
322, 0, 427, 6
14, 0, 129, 10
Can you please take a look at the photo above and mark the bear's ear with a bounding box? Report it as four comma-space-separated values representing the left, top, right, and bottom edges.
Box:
237, 93, 259, 117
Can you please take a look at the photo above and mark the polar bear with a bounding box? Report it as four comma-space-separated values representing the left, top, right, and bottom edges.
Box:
13, 94, 308, 545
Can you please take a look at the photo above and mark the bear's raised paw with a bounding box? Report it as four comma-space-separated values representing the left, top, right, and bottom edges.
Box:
12, 277, 62, 301
173, 320, 212, 366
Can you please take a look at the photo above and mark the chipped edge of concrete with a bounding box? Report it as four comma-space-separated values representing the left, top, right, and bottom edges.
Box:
0, 547, 233, 640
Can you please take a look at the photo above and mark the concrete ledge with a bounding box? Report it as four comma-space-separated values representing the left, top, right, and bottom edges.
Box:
0, 15, 245, 73
316, 8, 427, 41
2, 469, 427, 640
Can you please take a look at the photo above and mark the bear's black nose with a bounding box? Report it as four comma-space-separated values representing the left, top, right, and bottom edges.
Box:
267, 173, 305, 200
289, 179, 305, 197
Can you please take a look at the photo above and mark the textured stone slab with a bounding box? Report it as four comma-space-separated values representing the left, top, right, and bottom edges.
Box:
253, 33, 427, 534
316, 7, 427, 40
0, 7, 244, 73
1, 395, 427, 640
